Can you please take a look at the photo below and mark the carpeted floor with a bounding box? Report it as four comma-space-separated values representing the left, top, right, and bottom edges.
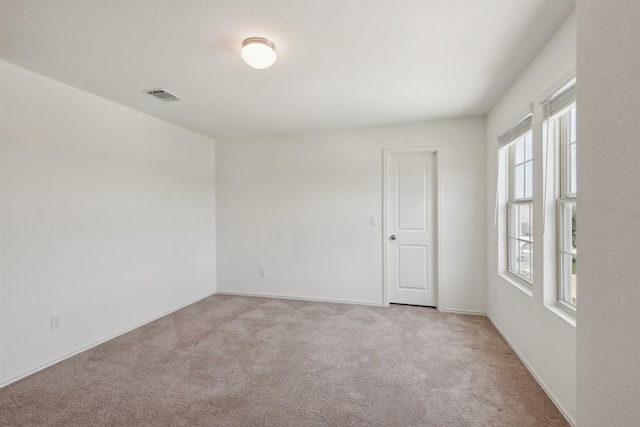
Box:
0, 295, 567, 426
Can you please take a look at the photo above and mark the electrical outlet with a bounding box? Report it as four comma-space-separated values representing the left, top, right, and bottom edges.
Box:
259, 269, 266, 278
370, 216, 378, 226
51, 316, 61, 330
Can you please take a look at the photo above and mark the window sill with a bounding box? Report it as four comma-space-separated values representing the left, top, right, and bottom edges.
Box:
499, 272, 533, 297
545, 302, 576, 327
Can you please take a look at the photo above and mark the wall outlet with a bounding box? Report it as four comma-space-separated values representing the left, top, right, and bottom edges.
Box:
370, 216, 378, 226
51, 316, 61, 329
259, 269, 266, 278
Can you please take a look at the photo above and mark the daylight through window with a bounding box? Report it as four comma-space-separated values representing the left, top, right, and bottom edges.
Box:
507, 131, 534, 284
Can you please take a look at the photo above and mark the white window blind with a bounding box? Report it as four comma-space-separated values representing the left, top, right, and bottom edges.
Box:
498, 114, 533, 149
542, 83, 576, 120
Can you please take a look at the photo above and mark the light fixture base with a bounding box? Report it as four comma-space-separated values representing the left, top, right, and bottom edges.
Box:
242, 37, 275, 50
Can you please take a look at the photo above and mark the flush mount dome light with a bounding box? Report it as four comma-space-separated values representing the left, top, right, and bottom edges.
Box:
241, 37, 277, 69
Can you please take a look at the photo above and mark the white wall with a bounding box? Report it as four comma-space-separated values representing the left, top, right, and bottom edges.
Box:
485, 12, 576, 424
216, 118, 486, 312
0, 61, 217, 385
576, 1, 640, 425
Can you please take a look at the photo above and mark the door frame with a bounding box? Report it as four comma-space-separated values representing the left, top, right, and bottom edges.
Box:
382, 146, 441, 308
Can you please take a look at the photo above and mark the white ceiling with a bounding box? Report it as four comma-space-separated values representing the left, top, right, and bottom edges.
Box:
0, 0, 574, 139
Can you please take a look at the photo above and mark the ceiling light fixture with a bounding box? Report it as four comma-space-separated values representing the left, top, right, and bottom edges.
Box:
241, 37, 277, 69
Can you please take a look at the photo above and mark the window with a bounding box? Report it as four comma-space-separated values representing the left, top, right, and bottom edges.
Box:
557, 106, 577, 307
507, 131, 534, 284
497, 113, 533, 286
543, 79, 577, 311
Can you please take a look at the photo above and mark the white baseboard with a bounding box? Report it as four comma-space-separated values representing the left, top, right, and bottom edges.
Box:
437, 307, 487, 316
487, 315, 575, 427
0, 291, 217, 389
216, 290, 384, 307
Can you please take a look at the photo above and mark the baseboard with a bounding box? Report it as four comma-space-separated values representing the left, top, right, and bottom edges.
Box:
437, 307, 487, 316
487, 315, 575, 427
216, 290, 384, 307
0, 291, 218, 389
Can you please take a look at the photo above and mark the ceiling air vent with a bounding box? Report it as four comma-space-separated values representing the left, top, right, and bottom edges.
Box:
143, 89, 182, 102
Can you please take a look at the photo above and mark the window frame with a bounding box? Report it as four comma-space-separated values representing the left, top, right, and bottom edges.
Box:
506, 131, 534, 286
555, 105, 577, 312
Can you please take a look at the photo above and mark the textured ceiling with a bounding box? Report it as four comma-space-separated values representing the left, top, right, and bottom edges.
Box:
0, 0, 574, 139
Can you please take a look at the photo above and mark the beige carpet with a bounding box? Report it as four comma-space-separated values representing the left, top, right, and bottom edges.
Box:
0, 295, 567, 426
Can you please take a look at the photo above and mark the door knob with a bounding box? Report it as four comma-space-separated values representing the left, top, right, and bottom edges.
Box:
390, 235, 397, 240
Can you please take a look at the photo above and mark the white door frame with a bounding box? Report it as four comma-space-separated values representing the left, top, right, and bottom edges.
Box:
382, 146, 441, 308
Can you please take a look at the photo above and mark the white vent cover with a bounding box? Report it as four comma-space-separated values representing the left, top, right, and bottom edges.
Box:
143, 89, 182, 102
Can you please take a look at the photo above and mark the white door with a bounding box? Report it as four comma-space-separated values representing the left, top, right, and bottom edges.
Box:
385, 150, 437, 306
